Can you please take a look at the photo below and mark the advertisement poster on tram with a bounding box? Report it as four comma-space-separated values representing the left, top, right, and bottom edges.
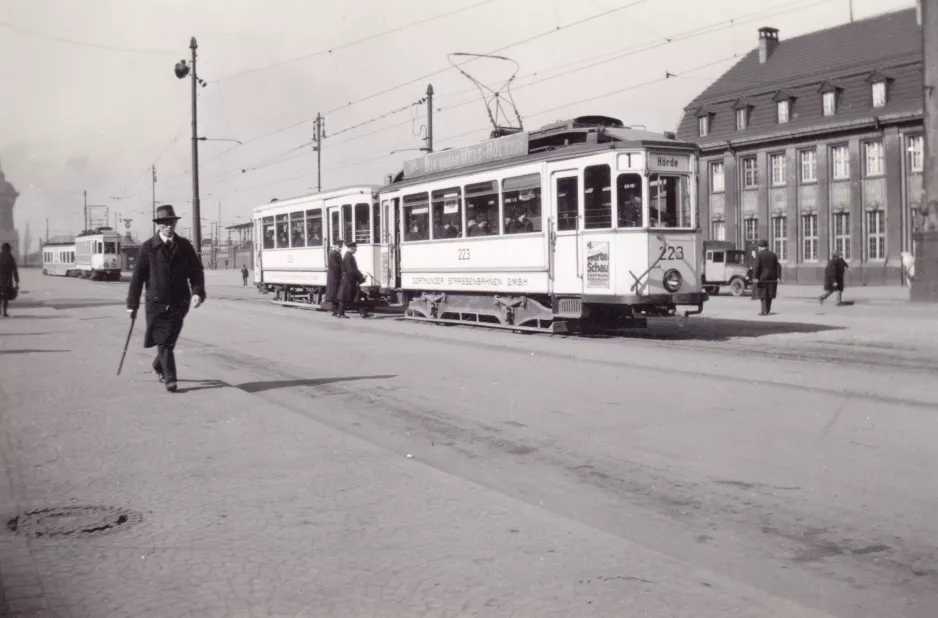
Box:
586, 241, 609, 288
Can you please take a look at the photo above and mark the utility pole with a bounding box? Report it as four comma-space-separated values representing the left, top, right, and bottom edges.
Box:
45, 218, 49, 244
426, 84, 434, 153
913, 0, 938, 301
152, 165, 157, 235
313, 113, 324, 192
848, 0, 853, 22
83, 190, 88, 231
189, 37, 203, 260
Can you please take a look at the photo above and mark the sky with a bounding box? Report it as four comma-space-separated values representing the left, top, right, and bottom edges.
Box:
0, 0, 917, 245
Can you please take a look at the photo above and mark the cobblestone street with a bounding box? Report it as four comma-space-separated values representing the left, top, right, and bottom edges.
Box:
1, 270, 936, 617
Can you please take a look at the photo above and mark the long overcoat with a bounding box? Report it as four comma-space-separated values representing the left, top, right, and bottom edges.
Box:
127, 235, 206, 349
824, 256, 848, 292
337, 252, 365, 303
325, 249, 342, 303
752, 249, 781, 301
0, 251, 18, 301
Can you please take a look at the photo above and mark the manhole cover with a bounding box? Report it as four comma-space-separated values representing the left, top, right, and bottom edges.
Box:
6, 506, 142, 538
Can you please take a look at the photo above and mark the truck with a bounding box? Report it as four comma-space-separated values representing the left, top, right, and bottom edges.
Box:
701, 240, 754, 297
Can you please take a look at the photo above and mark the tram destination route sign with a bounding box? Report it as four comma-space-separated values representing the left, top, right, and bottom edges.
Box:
404, 132, 529, 179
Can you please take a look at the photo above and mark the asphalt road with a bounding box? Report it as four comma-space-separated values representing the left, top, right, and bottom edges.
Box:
1, 269, 936, 617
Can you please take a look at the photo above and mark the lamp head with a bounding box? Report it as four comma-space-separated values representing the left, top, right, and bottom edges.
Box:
174, 60, 190, 79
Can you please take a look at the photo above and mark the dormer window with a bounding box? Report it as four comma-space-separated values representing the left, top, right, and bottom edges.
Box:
777, 100, 790, 124
698, 115, 709, 137
736, 108, 748, 130
872, 81, 887, 108
822, 91, 836, 116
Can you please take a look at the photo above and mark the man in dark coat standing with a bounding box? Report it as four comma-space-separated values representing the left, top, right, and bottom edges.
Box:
241, 264, 249, 286
325, 239, 343, 315
336, 241, 367, 318
0, 242, 19, 318
819, 252, 848, 305
126, 205, 206, 392
752, 239, 781, 316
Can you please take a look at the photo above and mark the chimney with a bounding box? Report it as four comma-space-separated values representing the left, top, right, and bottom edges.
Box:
758, 27, 779, 64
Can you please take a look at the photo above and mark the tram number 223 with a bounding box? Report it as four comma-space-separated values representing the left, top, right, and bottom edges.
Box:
659, 246, 684, 260
458, 249, 471, 261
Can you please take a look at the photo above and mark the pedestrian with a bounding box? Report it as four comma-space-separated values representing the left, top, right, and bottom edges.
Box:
0, 242, 19, 318
819, 252, 849, 305
224, 259, 229, 270
752, 239, 780, 316
325, 239, 343, 316
126, 205, 206, 393
336, 241, 368, 319
241, 264, 249, 286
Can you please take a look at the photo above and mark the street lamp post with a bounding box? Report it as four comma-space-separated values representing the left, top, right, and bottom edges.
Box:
175, 37, 202, 260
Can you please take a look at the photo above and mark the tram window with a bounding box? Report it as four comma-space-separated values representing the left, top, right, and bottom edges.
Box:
373, 203, 382, 243
330, 211, 341, 244
354, 203, 371, 243
649, 174, 693, 228
305, 209, 323, 246
503, 174, 541, 234
275, 214, 288, 248
465, 180, 498, 237
290, 211, 305, 247
431, 187, 462, 239
104, 241, 116, 253
584, 165, 612, 229
403, 193, 430, 241
556, 176, 579, 232
342, 204, 353, 242
617, 173, 643, 228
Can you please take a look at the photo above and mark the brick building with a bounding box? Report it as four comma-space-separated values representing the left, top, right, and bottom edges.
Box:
677, 7, 923, 285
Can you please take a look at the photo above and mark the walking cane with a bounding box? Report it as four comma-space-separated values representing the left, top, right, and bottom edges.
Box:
117, 313, 136, 376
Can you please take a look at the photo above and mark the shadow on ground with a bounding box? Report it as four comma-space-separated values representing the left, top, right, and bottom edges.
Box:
572, 317, 845, 342
174, 375, 396, 394
0, 349, 70, 355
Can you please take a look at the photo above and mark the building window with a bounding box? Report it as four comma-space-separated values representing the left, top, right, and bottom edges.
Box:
832, 212, 851, 261
800, 150, 817, 183
770, 153, 786, 186
831, 145, 849, 180
822, 91, 836, 116
744, 217, 758, 242
872, 81, 887, 108
866, 210, 885, 260
801, 213, 818, 261
698, 115, 709, 137
777, 100, 790, 124
864, 141, 884, 177
711, 220, 726, 241
711, 162, 725, 192
908, 135, 924, 172
771, 215, 788, 261
736, 107, 749, 130
742, 157, 757, 188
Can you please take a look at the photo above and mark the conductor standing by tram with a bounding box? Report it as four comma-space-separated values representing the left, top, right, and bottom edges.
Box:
126, 205, 206, 392
336, 241, 367, 318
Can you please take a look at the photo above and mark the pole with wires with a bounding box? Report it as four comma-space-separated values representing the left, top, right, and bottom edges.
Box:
426, 84, 434, 153
314, 113, 324, 192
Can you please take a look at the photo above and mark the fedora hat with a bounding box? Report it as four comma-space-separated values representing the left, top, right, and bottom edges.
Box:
153, 205, 182, 222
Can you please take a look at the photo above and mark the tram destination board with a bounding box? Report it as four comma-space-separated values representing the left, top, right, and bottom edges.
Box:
403, 132, 529, 179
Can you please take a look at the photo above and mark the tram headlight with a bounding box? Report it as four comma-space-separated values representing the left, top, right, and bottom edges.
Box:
662, 269, 683, 293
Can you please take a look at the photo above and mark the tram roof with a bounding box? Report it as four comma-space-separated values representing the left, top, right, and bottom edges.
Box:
386, 119, 698, 191
253, 185, 381, 214
43, 236, 75, 246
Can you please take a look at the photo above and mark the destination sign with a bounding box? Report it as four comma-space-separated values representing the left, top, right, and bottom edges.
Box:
403, 132, 529, 179
648, 153, 691, 172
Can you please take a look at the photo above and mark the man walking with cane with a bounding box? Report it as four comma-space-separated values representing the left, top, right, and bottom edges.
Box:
126, 205, 206, 392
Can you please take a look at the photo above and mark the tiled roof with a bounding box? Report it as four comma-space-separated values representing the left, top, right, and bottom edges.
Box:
686, 8, 920, 106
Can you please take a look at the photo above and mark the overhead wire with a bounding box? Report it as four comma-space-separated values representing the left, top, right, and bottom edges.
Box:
0, 19, 177, 55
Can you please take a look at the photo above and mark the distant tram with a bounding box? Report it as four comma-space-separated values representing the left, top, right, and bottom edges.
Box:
41, 239, 76, 277
75, 228, 124, 281
253, 115, 707, 334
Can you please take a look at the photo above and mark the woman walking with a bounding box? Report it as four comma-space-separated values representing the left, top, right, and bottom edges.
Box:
0, 242, 19, 318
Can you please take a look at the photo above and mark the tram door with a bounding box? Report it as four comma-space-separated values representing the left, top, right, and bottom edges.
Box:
253, 218, 263, 285
549, 170, 583, 295
324, 206, 343, 266
378, 198, 399, 290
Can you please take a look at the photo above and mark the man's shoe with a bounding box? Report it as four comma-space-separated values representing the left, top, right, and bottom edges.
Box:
165, 381, 178, 392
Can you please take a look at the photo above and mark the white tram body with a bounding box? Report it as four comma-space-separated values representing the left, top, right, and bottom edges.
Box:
41, 240, 76, 277
74, 228, 124, 281
379, 116, 707, 332
252, 186, 383, 303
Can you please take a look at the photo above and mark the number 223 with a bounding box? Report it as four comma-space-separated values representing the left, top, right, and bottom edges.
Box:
660, 246, 684, 260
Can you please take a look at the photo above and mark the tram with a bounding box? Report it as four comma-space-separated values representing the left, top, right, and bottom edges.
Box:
253, 115, 707, 334
75, 227, 124, 281
252, 187, 383, 304
41, 239, 76, 277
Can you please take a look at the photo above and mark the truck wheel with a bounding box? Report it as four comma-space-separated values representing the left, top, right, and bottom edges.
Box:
729, 278, 745, 297
706, 286, 719, 296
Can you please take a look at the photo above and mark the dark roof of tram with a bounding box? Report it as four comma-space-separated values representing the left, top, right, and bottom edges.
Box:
386, 116, 697, 190
43, 236, 75, 246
